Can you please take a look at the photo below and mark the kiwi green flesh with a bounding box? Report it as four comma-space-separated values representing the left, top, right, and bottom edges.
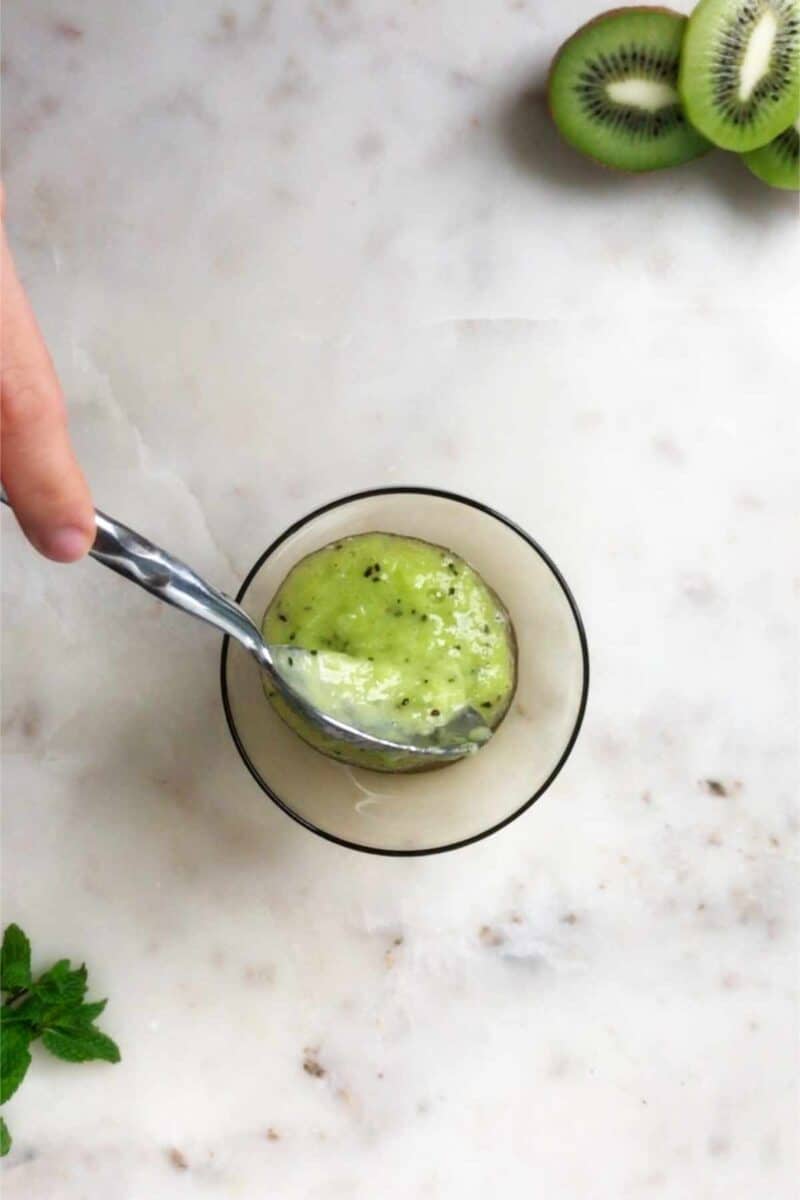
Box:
680, 0, 800, 152
743, 118, 800, 186
261, 533, 517, 773
548, 7, 711, 172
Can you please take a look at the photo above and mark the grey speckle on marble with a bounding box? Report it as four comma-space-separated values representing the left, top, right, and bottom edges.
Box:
1, 2, 798, 1198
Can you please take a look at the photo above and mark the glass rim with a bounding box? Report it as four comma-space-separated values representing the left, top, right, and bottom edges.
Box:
220, 486, 590, 857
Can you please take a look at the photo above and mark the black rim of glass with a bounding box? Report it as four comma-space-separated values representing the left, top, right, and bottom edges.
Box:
220, 486, 590, 857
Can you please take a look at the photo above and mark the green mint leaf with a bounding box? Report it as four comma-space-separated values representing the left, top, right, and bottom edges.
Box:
1, 995, 45, 1028
42, 1026, 121, 1065
52, 999, 108, 1030
3, 989, 107, 1038
0, 1025, 33, 1103
1, 925, 32, 993
33, 960, 87, 1009
0, 1116, 11, 1157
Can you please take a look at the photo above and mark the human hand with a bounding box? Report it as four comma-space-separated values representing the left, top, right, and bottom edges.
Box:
1, 189, 95, 561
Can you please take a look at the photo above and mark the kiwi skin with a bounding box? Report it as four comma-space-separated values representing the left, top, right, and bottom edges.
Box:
547, 7, 712, 174
742, 121, 800, 190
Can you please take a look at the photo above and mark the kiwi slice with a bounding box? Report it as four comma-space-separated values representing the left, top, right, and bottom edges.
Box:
548, 8, 711, 172
743, 116, 800, 185
680, 0, 800, 152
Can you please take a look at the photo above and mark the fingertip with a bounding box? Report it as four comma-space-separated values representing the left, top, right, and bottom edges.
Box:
3, 474, 96, 562
39, 521, 95, 563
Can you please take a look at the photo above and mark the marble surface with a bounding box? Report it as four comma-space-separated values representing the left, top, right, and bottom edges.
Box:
1, 2, 798, 1196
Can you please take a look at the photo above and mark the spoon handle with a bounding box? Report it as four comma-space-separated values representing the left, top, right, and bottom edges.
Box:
93, 510, 271, 656
0, 491, 270, 667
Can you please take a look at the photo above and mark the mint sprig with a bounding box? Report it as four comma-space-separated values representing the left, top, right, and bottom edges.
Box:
0, 924, 121, 1157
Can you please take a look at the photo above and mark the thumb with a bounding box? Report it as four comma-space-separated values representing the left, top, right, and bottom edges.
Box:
1, 220, 95, 562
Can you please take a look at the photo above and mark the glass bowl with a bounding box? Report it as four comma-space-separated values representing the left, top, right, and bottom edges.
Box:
220, 488, 589, 856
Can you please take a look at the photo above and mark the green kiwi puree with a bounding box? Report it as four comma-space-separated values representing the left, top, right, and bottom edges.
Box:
262, 533, 516, 771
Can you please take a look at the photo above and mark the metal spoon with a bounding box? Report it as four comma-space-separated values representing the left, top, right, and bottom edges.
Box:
1, 496, 485, 762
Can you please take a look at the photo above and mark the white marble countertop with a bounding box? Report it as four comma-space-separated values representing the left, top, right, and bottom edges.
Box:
1, 2, 798, 1197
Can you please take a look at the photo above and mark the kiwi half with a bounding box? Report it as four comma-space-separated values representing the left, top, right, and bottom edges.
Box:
548, 8, 711, 172
680, 0, 800, 152
742, 116, 800, 185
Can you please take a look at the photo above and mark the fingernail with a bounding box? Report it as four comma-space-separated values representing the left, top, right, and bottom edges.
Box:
45, 525, 93, 563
